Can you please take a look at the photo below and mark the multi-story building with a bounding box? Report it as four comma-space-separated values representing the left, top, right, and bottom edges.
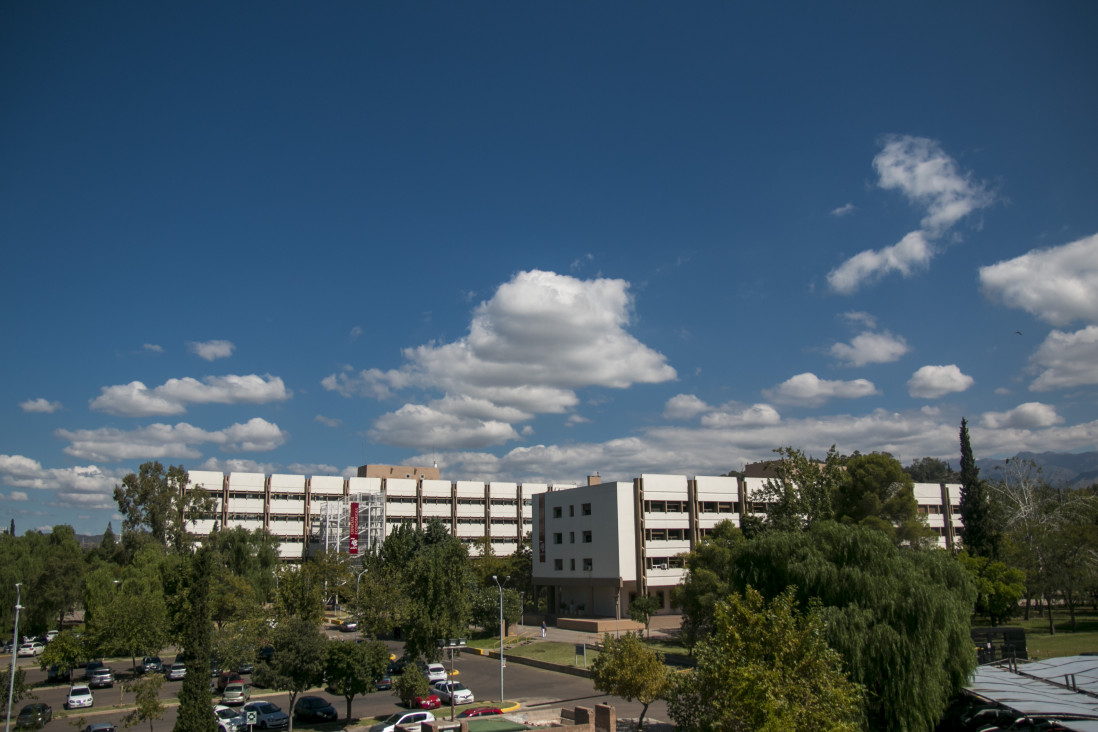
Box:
531, 472, 964, 619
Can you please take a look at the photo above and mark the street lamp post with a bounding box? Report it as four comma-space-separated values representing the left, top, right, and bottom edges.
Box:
5, 583, 23, 732
490, 575, 509, 707
355, 569, 368, 640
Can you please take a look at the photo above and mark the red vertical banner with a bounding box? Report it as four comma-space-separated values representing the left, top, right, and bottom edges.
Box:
348, 502, 359, 555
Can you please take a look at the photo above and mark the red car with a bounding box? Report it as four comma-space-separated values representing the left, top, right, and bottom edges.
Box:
458, 707, 502, 718
415, 694, 441, 710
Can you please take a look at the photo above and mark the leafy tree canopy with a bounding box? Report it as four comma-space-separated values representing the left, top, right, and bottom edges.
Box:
254, 617, 328, 732
904, 456, 958, 483
836, 452, 936, 546
113, 462, 215, 553
755, 446, 843, 532
325, 638, 390, 720
591, 632, 668, 729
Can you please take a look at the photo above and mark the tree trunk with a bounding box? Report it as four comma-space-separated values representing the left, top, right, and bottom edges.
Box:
1045, 595, 1055, 635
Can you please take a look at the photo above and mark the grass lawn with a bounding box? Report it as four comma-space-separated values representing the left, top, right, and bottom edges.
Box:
990, 609, 1098, 660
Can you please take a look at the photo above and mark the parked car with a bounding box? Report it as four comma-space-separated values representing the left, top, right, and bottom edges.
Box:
84, 660, 105, 679
47, 664, 72, 682
82, 724, 117, 732
221, 681, 250, 706
374, 675, 393, 691
424, 663, 447, 683
142, 656, 164, 674
45, 630, 60, 643
166, 662, 187, 681
386, 657, 409, 675
88, 667, 114, 689
16, 703, 52, 728
368, 711, 435, 732
66, 685, 94, 710
242, 701, 289, 729
432, 680, 474, 705
17, 642, 44, 657
338, 619, 358, 633
214, 705, 245, 732
237, 661, 254, 675
414, 694, 441, 710
217, 671, 243, 691
293, 696, 337, 723
457, 707, 501, 718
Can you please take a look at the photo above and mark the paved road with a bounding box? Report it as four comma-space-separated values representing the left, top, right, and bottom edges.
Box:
4, 642, 671, 731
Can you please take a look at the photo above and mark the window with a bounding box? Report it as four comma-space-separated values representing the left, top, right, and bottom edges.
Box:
569, 505, 575, 517
569, 532, 575, 544
552, 506, 562, 518
582, 503, 591, 516
570, 558, 575, 570
554, 559, 563, 571
583, 530, 592, 543
553, 533, 562, 545
583, 558, 593, 572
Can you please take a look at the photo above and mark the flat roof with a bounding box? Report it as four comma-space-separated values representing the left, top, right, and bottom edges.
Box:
967, 657, 1098, 731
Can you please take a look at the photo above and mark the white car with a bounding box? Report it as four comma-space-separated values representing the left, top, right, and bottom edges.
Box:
432, 680, 474, 705
368, 711, 435, 732
214, 704, 245, 732
66, 685, 94, 709
425, 663, 447, 683
17, 642, 45, 657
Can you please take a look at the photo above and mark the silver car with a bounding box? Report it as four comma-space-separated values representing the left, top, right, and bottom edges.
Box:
65, 685, 94, 710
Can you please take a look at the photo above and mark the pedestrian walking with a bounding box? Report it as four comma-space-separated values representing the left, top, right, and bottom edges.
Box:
541, 621, 546, 638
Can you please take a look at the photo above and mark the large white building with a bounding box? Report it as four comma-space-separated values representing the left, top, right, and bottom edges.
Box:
531, 471, 964, 619
184, 463, 963, 620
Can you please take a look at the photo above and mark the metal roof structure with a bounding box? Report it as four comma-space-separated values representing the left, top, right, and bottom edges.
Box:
967, 657, 1098, 732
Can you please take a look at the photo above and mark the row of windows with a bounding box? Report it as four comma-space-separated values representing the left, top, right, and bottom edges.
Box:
550, 503, 593, 518
698, 500, 739, 513
645, 556, 685, 570
645, 528, 689, 542
552, 531, 593, 544
553, 558, 594, 571
917, 504, 962, 515
644, 500, 688, 513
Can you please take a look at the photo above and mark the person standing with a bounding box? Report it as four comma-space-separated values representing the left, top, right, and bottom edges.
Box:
541, 621, 546, 638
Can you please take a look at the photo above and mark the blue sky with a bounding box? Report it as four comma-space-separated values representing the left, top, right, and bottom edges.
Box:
3, 2, 1098, 534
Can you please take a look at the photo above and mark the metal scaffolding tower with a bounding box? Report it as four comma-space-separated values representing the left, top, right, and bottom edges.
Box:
307, 492, 385, 559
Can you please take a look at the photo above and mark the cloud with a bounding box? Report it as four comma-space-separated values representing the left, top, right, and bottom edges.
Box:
2, 491, 29, 501
348, 326, 363, 343
314, 415, 342, 428
20, 398, 62, 413
286, 462, 341, 475
324, 270, 676, 449
840, 311, 877, 329
981, 402, 1063, 430
979, 233, 1098, 327
143, 344, 164, 353
764, 373, 878, 407
196, 457, 282, 474
828, 136, 992, 294
830, 203, 856, 217
0, 455, 123, 509
90, 374, 291, 416
827, 231, 933, 294
907, 364, 975, 398
663, 394, 711, 420
830, 330, 910, 366
56, 418, 288, 462
420, 410, 1098, 484
188, 340, 235, 361
1029, 326, 1098, 391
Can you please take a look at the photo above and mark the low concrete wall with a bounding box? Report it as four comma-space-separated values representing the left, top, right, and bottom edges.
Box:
464, 647, 594, 679
556, 617, 644, 633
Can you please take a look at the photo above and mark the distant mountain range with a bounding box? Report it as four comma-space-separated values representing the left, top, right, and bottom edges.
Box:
978, 451, 1098, 488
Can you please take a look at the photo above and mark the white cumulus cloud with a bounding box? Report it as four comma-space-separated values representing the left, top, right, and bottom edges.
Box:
830, 330, 910, 366
324, 270, 676, 450
907, 365, 975, 399
979, 233, 1098, 327
764, 373, 877, 407
20, 398, 62, 413
90, 374, 291, 416
56, 418, 288, 462
663, 394, 712, 420
981, 402, 1063, 430
1029, 326, 1098, 391
188, 340, 235, 361
0, 454, 123, 509
828, 135, 992, 294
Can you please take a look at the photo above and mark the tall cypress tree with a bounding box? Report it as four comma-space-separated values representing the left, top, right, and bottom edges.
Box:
959, 418, 997, 558
174, 546, 217, 732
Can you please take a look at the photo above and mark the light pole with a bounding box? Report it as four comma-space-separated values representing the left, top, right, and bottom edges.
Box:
490, 575, 508, 706
5, 583, 23, 732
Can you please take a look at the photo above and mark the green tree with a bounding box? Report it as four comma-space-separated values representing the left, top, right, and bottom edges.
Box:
273, 564, 326, 625
904, 457, 958, 483
755, 446, 842, 532
394, 665, 430, 708
836, 452, 935, 546
38, 629, 84, 682
253, 617, 327, 732
714, 523, 975, 732
325, 638, 390, 720
590, 632, 669, 728
670, 520, 744, 650
0, 667, 34, 706
174, 547, 217, 732
352, 559, 408, 639
122, 673, 166, 732
27, 526, 85, 632
959, 418, 998, 558
113, 462, 215, 553
402, 522, 474, 661
667, 587, 864, 732
206, 527, 280, 604
958, 551, 1026, 626
627, 595, 660, 638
